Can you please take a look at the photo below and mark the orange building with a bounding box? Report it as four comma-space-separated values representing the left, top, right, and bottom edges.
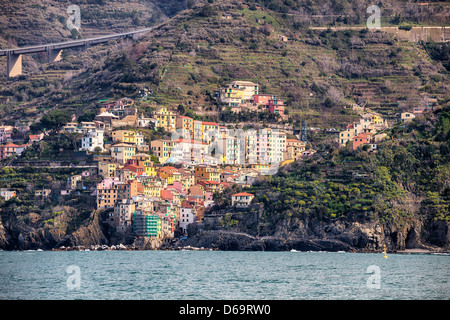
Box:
176, 115, 194, 137
352, 133, 372, 150
252, 94, 275, 105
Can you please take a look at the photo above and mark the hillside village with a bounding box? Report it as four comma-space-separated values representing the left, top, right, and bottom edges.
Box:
0, 79, 436, 243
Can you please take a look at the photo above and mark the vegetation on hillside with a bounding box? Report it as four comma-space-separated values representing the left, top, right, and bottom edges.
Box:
0, 0, 447, 130
245, 106, 449, 228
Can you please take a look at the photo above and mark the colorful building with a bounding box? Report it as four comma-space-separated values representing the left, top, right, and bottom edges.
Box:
152, 107, 176, 132
112, 130, 137, 144
194, 164, 221, 184
353, 132, 373, 150
176, 115, 194, 137
110, 143, 136, 165
80, 129, 104, 152
267, 99, 285, 116
231, 192, 255, 207
133, 211, 162, 238
151, 139, 175, 164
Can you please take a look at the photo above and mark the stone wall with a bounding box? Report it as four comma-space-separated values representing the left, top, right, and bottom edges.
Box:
383, 26, 449, 43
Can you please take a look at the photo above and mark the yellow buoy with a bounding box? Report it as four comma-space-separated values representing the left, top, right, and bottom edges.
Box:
383, 245, 388, 259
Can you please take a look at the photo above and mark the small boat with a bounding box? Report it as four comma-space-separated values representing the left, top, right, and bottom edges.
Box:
290, 249, 299, 252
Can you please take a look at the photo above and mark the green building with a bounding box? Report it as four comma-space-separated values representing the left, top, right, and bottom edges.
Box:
132, 211, 161, 238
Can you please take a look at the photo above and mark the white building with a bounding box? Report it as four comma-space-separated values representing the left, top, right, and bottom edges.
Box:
137, 114, 157, 128
0, 188, 16, 201
179, 205, 195, 233
136, 132, 145, 146
401, 112, 416, 122
80, 129, 104, 152
231, 192, 255, 207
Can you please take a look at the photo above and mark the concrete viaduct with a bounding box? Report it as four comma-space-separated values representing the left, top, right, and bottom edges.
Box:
0, 27, 154, 78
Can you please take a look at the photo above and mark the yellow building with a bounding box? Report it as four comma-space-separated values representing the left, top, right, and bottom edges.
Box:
98, 162, 117, 178
219, 81, 259, 106
149, 184, 162, 197
194, 165, 220, 184
193, 120, 203, 141
110, 143, 136, 165
152, 107, 176, 132
151, 139, 175, 163
144, 163, 157, 177
219, 86, 245, 106
251, 163, 271, 171
201, 122, 219, 144
284, 139, 306, 161
131, 153, 157, 177
281, 158, 294, 166
112, 130, 136, 144
176, 115, 194, 137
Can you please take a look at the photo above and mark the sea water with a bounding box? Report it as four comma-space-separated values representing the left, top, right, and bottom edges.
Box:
0, 251, 448, 300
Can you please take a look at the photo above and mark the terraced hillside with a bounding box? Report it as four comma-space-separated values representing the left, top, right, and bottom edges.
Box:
0, 0, 448, 130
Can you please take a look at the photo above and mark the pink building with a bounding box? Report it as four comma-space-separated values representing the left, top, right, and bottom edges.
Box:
252, 94, 275, 105
172, 181, 185, 195
0, 143, 19, 159
0, 126, 14, 143
267, 99, 285, 116
97, 177, 121, 190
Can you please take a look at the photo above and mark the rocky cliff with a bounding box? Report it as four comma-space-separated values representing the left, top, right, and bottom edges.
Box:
0, 208, 109, 250
175, 211, 449, 252
0, 205, 448, 252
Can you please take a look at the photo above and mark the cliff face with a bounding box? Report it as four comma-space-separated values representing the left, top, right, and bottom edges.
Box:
0, 209, 110, 250
58, 210, 109, 248
0, 218, 9, 249
0, 205, 448, 251
177, 211, 449, 252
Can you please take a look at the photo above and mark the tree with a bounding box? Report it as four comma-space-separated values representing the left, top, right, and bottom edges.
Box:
198, 4, 216, 17
38, 110, 72, 132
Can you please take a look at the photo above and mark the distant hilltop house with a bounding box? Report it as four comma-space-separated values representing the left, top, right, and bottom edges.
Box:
91, 98, 139, 129
0, 125, 14, 143
137, 113, 157, 128
100, 97, 135, 110
0, 143, 30, 159
401, 112, 416, 122
79, 129, 104, 152
218, 81, 287, 120
222, 13, 233, 20
339, 111, 387, 148
0, 188, 16, 201
35, 189, 51, 198
94, 111, 119, 129
62, 121, 103, 134
353, 132, 373, 151
28, 133, 44, 143
219, 81, 260, 107
231, 192, 255, 208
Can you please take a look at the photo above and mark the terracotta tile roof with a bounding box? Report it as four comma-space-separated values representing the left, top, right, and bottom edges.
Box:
232, 192, 254, 197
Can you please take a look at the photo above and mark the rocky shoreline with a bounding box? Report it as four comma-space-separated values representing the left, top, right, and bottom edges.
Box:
1, 207, 448, 253
2, 245, 448, 254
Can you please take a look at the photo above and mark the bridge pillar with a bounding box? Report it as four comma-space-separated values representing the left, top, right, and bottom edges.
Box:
7, 52, 22, 78
47, 48, 63, 63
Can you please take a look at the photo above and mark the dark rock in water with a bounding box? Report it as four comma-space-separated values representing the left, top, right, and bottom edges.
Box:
175, 230, 352, 252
